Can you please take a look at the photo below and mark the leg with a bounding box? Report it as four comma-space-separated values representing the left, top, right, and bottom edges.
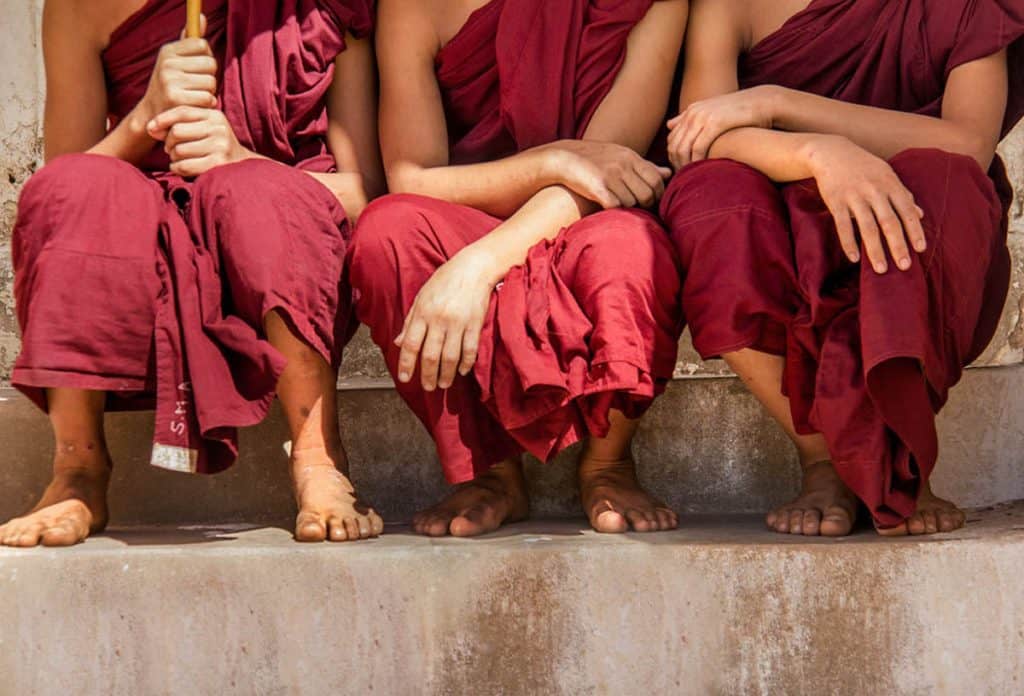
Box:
578, 410, 678, 533
0, 389, 111, 547
351, 195, 528, 537
266, 312, 382, 542
724, 350, 857, 536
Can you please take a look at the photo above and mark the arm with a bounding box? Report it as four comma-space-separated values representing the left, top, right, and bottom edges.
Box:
42, 0, 217, 163
306, 32, 387, 221
393, 0, 689, 391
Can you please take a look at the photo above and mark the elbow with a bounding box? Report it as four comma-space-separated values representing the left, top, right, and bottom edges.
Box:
951, 132, 997, 171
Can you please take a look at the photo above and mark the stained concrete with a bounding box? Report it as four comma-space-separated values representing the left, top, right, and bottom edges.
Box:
1, 502, 1023, 696
1, 364, 1021, 527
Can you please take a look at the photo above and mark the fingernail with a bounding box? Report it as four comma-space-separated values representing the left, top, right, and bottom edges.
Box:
398, 371, 410, 382
914, 240, 927, 252
849, 251, 860, 263
897, 257, 911, 270
874, 263, 888, 274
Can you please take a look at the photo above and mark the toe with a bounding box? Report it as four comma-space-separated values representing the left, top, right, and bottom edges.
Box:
773, 509, 791, 534
625, 509, 654, 533
907, 513, 927, 535
875, 521, 908, 537
923, 511, 939, 535
295, 510, 327, 542
801, 509, 821, 536
326, 516, 349, 542
938, 509, 964, 533
591, 508, 628, 534
655, 508, 678, 531
423, 514, 453, 537
369, 511, 385, 536
342, 516, 360, 540
788, 509, 804, 535
355, 515, 373, 539
14, 521, 46, 547
819, 506, 853, 537
450, 504, 499, 537
764, 510, 778, 530
40, 519, 82, 547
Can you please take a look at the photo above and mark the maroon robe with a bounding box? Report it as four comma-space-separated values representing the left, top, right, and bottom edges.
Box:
12, 0, 373, 473
348, 0, 683, 484
659, 0, 1024, 527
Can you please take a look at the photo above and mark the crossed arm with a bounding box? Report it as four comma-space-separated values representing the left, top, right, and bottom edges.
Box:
666, 0, 1008, 274
376, 0, 688, 391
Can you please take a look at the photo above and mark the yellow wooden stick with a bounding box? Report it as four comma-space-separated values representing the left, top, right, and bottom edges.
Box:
186, 0, 202, 38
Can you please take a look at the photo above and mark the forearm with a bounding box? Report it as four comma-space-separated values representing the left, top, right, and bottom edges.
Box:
462, 185, 599, 285
707, 127, 819, 182
306, 170, 370, 222
387, 146, 563, 219
767, 87, 995, 167
79, 105, 158, 164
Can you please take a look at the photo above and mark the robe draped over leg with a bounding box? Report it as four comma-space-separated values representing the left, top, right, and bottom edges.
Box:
11, 0, 374, 473
349, 0, 683, 483
660, 0, 1024, 528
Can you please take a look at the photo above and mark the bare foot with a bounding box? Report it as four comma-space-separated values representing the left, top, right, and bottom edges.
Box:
0, 448, 111, 548
291, 447, 383, 542
412, 458, 530, 537
875, 482, 966, 536
578, 456, 678, 533
766, 460, 858, 536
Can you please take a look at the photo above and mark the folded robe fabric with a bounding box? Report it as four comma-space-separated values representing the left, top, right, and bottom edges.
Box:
12, 0, 373, 473
660, 0, 1024, 526
350, 0, 684, 483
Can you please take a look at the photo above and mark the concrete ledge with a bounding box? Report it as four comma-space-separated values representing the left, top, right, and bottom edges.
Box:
2, 502, 1023, 695
1, 365, 1022, 525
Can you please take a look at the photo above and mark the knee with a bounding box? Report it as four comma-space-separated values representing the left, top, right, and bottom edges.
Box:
661, 160, 779, 222
889, 148, 995, 208
348, 194, 438, 297
191, 159, 293, 212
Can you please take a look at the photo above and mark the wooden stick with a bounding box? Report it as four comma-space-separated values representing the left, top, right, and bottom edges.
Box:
185, 0, 202, 38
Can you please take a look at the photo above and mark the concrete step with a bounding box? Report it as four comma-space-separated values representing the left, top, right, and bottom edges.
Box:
1, 365, 1022, 526
2, 501, 1022, 695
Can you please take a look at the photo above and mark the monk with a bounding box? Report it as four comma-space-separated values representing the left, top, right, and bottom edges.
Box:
0, 0, 385, 547
347, 0, 689, 536
661, 0, 1023, 535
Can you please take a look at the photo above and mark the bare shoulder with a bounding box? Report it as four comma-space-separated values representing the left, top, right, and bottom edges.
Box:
43, 0, 150, 50
377, 0, 443, 55
687, 0, 752, 50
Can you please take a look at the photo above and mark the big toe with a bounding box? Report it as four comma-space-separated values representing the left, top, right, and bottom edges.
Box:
40, 519, 84, 547
414, 509, 456, 537
449, 505, 500, 537
591, 507, 628, 534
295, 510, 327, 542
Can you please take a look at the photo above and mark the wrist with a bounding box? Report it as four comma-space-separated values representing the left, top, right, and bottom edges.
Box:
457, 242, 506, 288
757, 85, 786, 129
126, 102, 158, 142
536, 144, 569, 188
798, 133, 846, 176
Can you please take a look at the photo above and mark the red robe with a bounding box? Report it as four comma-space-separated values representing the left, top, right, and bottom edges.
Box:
659, 0, 1024, 527
12, 0, 373, 473
349, 0, 683, 484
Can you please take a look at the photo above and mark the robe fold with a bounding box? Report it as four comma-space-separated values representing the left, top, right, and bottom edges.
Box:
13, 0, 374, 473
349, 0, 683, 484
660, 0, 1024, 527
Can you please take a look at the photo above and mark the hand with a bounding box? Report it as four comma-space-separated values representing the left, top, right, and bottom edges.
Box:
147, 106, 255, 177
545, 140, 672, 209
139, 14, 218, 121
394, 247, 499, 391
666, 86, 775, 169
803, 135, 926, 273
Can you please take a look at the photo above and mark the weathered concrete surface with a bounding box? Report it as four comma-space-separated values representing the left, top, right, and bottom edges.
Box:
1, 503, 1023, 696
0, 3, 1021, 383
1, 364, 1021, 526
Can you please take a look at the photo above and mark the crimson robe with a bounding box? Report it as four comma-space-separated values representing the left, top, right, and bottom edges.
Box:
349, 0, 683, 484
12, 0, 373, 473
660, 0, 1024, 527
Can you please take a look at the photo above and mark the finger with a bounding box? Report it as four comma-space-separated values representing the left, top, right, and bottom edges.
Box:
635, 162, 667, 202
458, 322, 481, 376
871, 195, 912, 271
169, 155, 217, 178
827, 203, 861, 263
667, 113, 683, 129
666, 126, 687, 171
581, 175, 620, 209
419, 324, 446, 392
607, 179, 636, 209
678, 123, 704, 167
396, 315, 427, 383
166, 55, 219, 77
891, 192, 927, 253
622, 170, 657, 208
170, 37, 213, 57
437, 327, 464, 390
147, 105, 211, 138
691, 125, 719, 162
178, 72, 217, 94
164, 121, 212, 151
168, 136, 217, 162
849, 199, 887, 274
199, 12, 208, 37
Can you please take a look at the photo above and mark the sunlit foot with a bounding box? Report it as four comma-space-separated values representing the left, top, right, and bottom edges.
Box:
766, 460, 858, 536
412, 458, 529, 537
0, 448, 111, 548
874, 482, 966, 536
578, 456, 677, 533
291, 447, 383, 542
